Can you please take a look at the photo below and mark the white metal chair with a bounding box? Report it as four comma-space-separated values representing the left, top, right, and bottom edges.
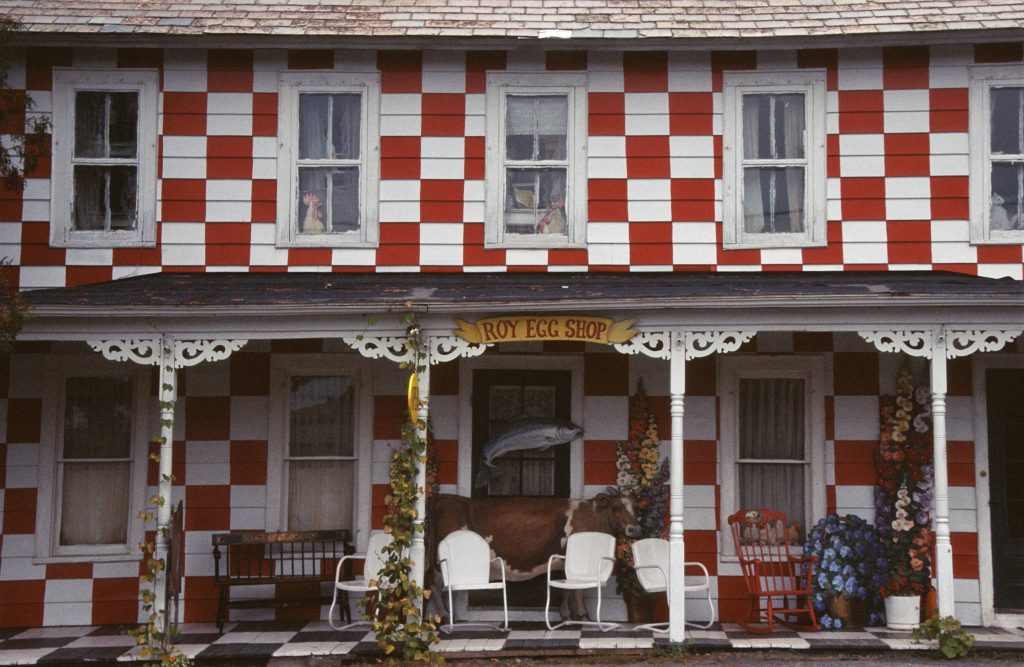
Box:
436, 529, 509, 632
328, 531, 396, 630
631, 537, 715, 631
544, 531, 619, 631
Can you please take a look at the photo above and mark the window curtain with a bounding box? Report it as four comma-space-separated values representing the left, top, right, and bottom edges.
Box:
60, 377, 132, 546
742, 96, 766, 233
287, 376, 354, 531
738, 378, 806, 529
782, 96, 805, 233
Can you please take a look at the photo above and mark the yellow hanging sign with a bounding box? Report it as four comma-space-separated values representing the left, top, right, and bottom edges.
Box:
454, 315, 639, 345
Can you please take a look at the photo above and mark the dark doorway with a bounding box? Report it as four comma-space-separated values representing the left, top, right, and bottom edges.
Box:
469, 368, 573, 608
471, 369, 572, 500
987, 368, 1024, 610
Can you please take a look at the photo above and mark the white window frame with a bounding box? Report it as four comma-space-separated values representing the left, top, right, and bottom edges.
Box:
969, 64, 1024, 244
50, 68, 159, 248
722, 70, 827, 249
34, 356, 150, 561
276, 71, 380, 248
485, 72, 588, 249
266, 355, 372, 546
718, 355, 826, 560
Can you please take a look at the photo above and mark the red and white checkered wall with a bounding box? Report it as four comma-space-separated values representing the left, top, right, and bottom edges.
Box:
1, 333, 1009, 627
1, 43, 1023, 287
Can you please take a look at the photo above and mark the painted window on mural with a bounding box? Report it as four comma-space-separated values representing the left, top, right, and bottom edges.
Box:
59, 377, 134, 546
722, 70, 826, 249
277, 72, 380, 247
286, 375, 355, 531
485, 72, 587, 248
969, 65, 1024, 243
51, 69, 158, 248
737, 378, 807, 534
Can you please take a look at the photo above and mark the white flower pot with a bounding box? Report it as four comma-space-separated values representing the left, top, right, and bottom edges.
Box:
884, 594, 921, 630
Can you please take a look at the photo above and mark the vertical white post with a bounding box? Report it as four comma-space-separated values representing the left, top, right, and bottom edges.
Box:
411, 345, 431, 601
668, 332, 687, 642
930, 332, 955, 617
155, 336, 177, 630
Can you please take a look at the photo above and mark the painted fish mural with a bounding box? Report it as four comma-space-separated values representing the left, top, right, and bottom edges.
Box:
474, 418, 584, 488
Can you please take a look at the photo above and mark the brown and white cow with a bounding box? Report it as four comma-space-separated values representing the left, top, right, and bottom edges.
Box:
427, 488, 643, 619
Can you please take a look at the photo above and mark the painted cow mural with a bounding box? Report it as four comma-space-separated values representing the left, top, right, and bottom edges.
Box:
427, 488, 643, 619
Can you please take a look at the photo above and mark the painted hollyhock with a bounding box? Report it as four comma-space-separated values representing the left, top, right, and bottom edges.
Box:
614, 379, 669, 596
875, 364, 934, 598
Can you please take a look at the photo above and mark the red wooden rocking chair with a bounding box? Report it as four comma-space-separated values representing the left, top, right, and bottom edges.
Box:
727, 509, 820, 634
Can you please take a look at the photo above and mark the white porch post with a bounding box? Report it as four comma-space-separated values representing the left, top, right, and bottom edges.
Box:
930, 332, 954, 617
88, 337, 247, 631
411, 342, 431, 595
345, 333, 488, 612
859, 328, 1021, 619
667, 332, 687, 642
615, 330, 753, 642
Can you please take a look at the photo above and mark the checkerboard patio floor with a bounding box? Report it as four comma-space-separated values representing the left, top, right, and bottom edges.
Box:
1, 621, 1022, 663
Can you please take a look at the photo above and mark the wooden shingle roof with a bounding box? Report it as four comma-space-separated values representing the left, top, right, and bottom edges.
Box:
7, 0, 1024, 41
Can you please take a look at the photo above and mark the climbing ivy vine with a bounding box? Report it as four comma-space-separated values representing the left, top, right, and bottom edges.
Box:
370, 314, 442, 661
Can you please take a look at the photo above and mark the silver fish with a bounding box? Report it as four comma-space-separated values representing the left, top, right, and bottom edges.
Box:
474, 418, 584, 488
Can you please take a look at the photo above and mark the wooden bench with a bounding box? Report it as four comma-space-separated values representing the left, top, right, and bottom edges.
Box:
212, 529, 353, 632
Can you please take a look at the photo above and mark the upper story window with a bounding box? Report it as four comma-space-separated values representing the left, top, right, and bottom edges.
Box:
485, 72, 587, 248
50, 69, 158, 248
277, 72, 380, 247
970, 65, 1024, 243
35, 357, 150, 560
722, 70, 827, 249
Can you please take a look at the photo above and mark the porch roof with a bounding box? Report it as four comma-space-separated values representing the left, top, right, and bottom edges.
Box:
21, 270, 1024, 317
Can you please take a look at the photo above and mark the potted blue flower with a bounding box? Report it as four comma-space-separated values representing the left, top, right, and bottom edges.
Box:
803, 513, 887, 629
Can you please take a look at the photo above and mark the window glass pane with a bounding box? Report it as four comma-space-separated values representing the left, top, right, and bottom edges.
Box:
60, 461, 130, 545
108, 166, 138, 230
506, 95, 567, 161
330, 167, 360, 232
738, 378, 805, 460
64, 376, 132, 459
288, 459, 353, 531
298, 167, 360, 234
107, 92, 138, 159
289, 376, 354, 457
74, 92, 107, 158
991, 162, 1024, 230
73, 166, 138, 232
331, 94, 361, 160
72, 166, 106, 230
991, 87, 1024, 155
299, 94, 361, 160
504, 168, 567, 234
738, 462, 805, 533
742, 93, 805, 160
742, 166, 805, 234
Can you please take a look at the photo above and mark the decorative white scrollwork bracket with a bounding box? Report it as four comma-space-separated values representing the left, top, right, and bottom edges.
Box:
89, 338, 247, 368
342, 335, 415, 365
614, 331, 672, 359
857, 330, 934, 358
429, 336, 489, 365
944, 329, 1022, 358
684, 331, 756, 360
